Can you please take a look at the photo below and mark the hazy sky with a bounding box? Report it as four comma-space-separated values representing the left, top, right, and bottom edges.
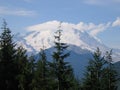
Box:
0, 0, 120, 49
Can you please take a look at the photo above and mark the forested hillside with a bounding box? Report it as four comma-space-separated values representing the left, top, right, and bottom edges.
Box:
0, 21, 119, 90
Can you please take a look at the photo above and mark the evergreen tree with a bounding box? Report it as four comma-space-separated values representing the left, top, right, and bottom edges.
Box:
28, 55, 36, 90
101, 50, 118, 90
82, 48, 118, 90
82, 48, 106, 90
52, 23, 73, 90
16, 46, 33, 90
32, 48, 53, 90
0, 20, 18, 90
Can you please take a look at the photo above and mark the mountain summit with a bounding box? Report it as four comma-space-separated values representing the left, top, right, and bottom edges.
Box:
15, 21, 120, 62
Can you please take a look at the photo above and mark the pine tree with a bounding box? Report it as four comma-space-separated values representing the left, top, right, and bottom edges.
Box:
82, 48, 106, 90
32, 47, 53, 90
0, 20, 18, 90
15, 46, 33, 90
52, 23, 73, 90
82, 48, 118, 90
101, 50, 118, 90
28, 55, 36, 90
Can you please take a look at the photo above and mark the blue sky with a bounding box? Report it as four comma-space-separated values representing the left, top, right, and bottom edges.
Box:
0, 0, 120, 49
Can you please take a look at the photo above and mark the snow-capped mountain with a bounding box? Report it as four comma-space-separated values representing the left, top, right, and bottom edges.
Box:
15, 21, 120, 62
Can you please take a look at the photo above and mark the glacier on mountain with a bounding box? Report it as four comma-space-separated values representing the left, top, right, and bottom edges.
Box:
14, 21, 120, 62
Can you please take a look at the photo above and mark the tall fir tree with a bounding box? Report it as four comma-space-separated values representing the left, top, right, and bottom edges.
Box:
15, 46, 33, 90
32, 47, 54, 90
28, 54, 36, 90
82, 48, 106, 90
52, 23, 73, 90
0, 20, 18, 90
101, 50, 118, 90
82, 48, 118, 90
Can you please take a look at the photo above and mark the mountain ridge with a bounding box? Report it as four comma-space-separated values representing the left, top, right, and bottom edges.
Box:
14, 20, 120, 62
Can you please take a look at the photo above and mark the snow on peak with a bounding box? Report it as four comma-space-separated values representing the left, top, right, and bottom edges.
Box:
26, 20, 60, 32
14, 20, 120, 62
17, 20, 107, 53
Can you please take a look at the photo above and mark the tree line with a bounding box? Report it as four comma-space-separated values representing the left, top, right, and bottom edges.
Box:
0, 21, 119, 90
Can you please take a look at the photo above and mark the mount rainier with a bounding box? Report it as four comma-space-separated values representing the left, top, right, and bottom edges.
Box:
15, 21, 120, 62
14, 20, 120, 76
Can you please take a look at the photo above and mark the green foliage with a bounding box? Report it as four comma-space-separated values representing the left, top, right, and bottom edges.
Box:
82, 48, 105, 90
51, 25, 74, 90
82, 48, 118, 90
0, 21, 119, 90
102, 50, 118, 90
0, 20, 18, 90
0, 21, 36, 90
31, 48, 55, 90
16, 46, 34, 90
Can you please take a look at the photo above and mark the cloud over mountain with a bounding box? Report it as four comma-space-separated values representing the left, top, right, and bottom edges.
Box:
26, 18, 120, 37
112, 17, 120, 27
15, 20, 120, 63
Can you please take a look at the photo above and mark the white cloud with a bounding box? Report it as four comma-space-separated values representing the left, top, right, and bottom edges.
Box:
76, 22, 97, 32
112, 17, 120, 27
26, 20, 112, 37
83, 0, 120, 5
26, 20, 60, 31
26, 17, 120, 38
0, 6, 37, 16
76, 22, 88, 31
89, 22, 111, 36
75, 22, 111, 36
